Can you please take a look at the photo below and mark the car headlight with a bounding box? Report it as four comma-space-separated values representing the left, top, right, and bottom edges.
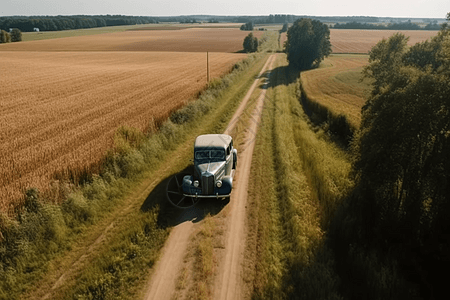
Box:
216, 180, 222, 188
193, 180, 199, 188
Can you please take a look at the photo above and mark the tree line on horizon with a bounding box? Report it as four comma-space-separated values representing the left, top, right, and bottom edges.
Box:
333, 19, 443, 30
0, 15, 158, 32
1, 14, 446, 33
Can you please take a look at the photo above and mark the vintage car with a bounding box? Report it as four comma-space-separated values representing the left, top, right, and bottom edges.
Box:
166, 134, 237, 208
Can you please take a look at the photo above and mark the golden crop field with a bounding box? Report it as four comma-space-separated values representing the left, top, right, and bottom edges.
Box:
301, 54, 370, 127
279, 32, 287, 49
330, 29, 438, 53
1, 39, 246, 213
0, 28, 263, 53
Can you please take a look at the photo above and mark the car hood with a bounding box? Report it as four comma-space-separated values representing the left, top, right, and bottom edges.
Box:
196, 160, 226, 177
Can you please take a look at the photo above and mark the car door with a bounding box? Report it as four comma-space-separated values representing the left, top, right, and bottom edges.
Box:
225, 143, 232, 175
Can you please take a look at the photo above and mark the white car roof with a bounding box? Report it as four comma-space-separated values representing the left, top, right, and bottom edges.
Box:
194, 134, 232, 149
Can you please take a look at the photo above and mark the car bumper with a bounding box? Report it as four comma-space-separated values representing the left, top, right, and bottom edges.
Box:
182, 175, 232, 198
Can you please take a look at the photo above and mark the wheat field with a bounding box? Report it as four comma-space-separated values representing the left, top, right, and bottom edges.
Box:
0, 50, 246, 213
330, 29, 438, 53
0, 28, 263, 53
301, 54, 370, 127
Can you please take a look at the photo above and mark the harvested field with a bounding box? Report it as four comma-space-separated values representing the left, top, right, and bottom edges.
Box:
279, 32, 287, 49
330, 29, 439, 53
128, 24, 241, 30
301, 54, 370, 127
0, 28, 264, 53
0, 51, 246, 214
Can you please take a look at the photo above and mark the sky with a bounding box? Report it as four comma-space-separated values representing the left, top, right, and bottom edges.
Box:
1, 0, 448, 19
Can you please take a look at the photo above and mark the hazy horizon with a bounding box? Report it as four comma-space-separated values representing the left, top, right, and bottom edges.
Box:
1, 0, 448, 19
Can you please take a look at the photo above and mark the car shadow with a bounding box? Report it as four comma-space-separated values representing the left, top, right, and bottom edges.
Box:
140, 165, 228, 229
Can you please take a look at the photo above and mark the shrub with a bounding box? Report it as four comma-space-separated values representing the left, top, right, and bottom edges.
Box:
243, 32, 258, 53
0, 30, 11, 43
10, 28, 21, 42
240, 21, 253, 31
62, 192, 92, 225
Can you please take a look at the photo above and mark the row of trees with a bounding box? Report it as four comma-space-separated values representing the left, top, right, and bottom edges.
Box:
333, 12, 450, 298
0, 29, 21, 43
284, 13, 450, 296
333, 20, 442, 30
355, 14, 450, 262
234, 14, 382, 25
0, 15, 158, 32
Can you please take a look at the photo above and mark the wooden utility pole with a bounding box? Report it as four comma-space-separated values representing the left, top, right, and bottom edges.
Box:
207, 51, 210, 84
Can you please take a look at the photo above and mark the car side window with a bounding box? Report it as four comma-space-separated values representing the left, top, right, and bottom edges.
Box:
226, 144, 231, 156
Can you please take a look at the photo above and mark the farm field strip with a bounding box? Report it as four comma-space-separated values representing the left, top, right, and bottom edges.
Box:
330, 29, 438, 53
0, 51, 246, 213
0, 28, 264, 53
301, 54, 369, 127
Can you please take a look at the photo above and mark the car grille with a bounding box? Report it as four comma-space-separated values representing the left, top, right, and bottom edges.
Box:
202, 173, 214, 195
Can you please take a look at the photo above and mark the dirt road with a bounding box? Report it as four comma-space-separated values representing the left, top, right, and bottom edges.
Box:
143, 53, 277, 300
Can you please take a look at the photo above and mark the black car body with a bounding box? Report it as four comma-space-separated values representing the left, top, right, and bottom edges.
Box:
182, 134, 237, 198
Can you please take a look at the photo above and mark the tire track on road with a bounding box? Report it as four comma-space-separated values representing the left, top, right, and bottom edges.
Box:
143, 53, 276, 300
214, 53, 277, 300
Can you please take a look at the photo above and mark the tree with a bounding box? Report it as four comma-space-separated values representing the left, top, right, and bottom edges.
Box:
362, 33, 409, 96
0, 30, 11, 43
280, 22, 288, 33
284, 18, 331, 70
243, 32, 258, 53
354, 21, 450, 250
10, 28, 22, 42
240, 21, 254, 31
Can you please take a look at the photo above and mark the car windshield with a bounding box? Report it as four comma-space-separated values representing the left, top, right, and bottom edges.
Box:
195, 150, 224, 160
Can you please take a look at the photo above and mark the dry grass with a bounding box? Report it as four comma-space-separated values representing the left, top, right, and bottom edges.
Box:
0, 51, 246, 214
330, 29, 439, 53
279, 32, 287, 49
300, 54, 370, 127
0, 28, 264, 53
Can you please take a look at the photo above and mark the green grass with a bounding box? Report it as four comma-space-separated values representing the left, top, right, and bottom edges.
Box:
244, 54, 354, 299
21, 24, 151, 41
245, 53, 413, 300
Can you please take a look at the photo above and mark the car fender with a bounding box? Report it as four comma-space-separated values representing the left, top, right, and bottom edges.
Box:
232, 148, 237, 169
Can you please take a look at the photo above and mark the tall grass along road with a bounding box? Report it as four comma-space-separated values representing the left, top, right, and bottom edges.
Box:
143, 53, 277, 300
215, 54, 277, 300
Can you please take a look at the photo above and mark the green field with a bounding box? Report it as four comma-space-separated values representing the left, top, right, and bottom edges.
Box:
21, 24, 153, 41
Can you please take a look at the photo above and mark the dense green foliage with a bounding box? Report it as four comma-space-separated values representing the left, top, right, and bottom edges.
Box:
333, 20, 442, 30
0, 15, 158, 32
234, 15, 381, 25
10, 28, 21, 42
243, 32, 258, 53
285, 18, 332, 70
357, 27, 450, 249
331, 14, 450, 299
240, 21, 254, 31
280, 23, 288, 33
0, 30, 11, 43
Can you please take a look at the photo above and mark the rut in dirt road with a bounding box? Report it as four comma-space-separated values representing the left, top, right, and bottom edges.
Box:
214, 54, 277, 300
143, 53, 277, 300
